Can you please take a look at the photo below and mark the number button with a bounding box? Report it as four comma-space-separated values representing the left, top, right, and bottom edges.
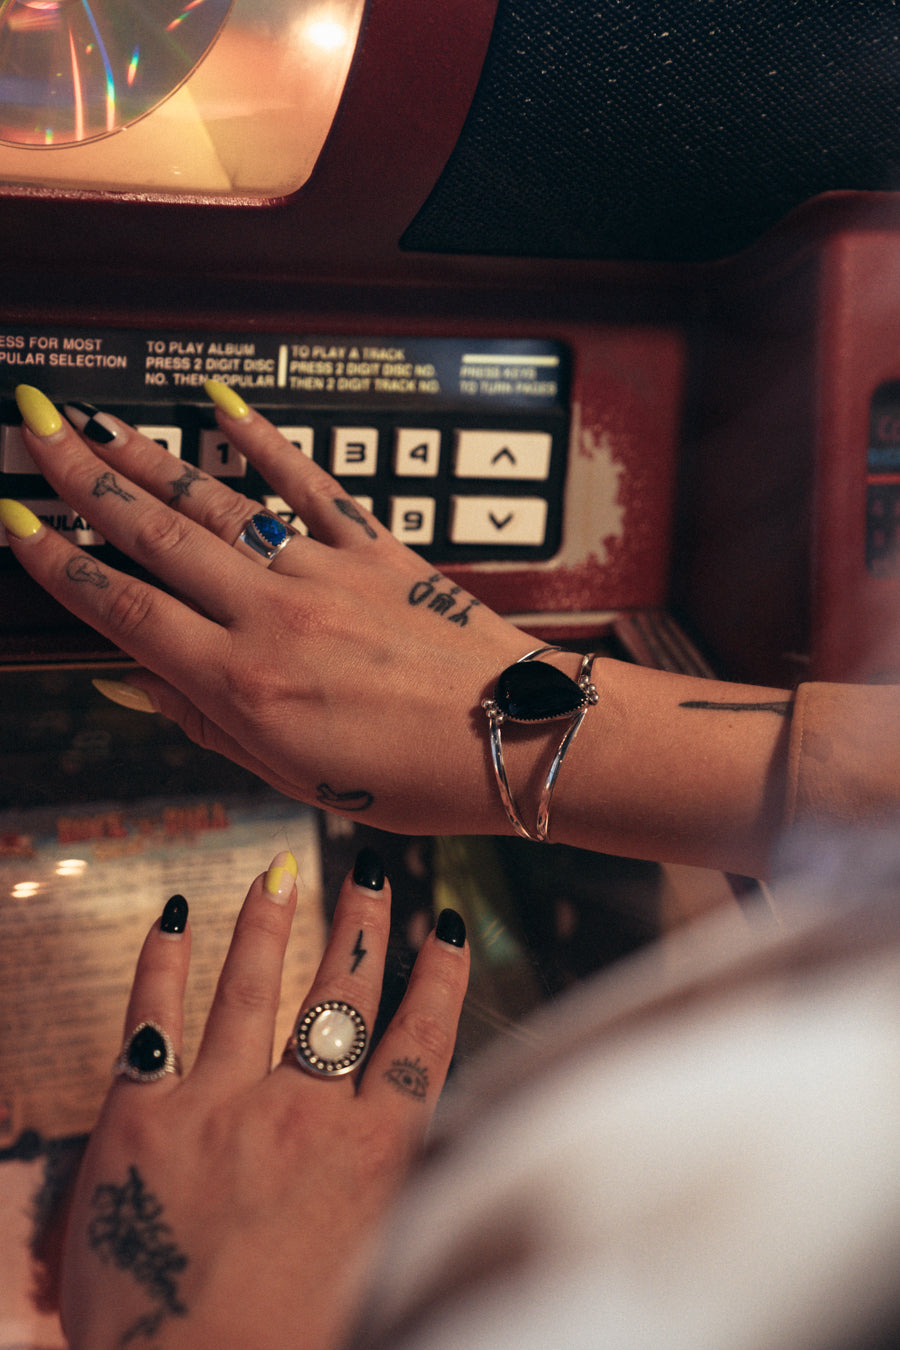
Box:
331, 427, 378, 475
199, 430, 246, 477
136, 425, 182, 458
0, 425, 38, 474
389, 496, 436, 545
276, 426, 314, 458
394, 428, 440, 476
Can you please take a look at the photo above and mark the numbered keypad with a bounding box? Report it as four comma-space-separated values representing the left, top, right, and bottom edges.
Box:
0, 403, 567, 564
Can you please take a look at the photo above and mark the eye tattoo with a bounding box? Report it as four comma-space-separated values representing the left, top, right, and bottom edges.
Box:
168, 464, 207, 504
333, 497, 377, 539
88, 1165, 188, 1345
65, 556, 109, 589
384, 1056, 430, 1101
92, 471, 137, 503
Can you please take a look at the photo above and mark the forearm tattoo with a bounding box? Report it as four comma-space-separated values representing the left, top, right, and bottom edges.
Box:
384, 1056, 430, 1100
65, 556, 109, 588
316, 782, 375, 813
679, 699, 792, 716
334, 497, 377, 539
168, 464, 207, 504
88, 1165, 188, 1345
92, 471, 137, 503
408, 573, 480, 627
351, 929, 367, 973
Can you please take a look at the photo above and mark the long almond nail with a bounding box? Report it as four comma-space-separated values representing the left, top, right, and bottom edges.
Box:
0, 499, 44, 540
203, 379, 250, 420
264, 850, 297, 904
15, 385, 63, 438
92, 679, 157, 714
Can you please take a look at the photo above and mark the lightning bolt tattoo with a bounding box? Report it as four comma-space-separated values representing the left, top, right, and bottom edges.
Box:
351, 929, 367, 973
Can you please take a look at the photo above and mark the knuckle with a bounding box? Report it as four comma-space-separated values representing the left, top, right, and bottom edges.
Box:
395, 1006, 455, 1059
132, 507, 191, 560
200, 495, 254, 545
215, 968, 278, 1017
103, 578, 158, 639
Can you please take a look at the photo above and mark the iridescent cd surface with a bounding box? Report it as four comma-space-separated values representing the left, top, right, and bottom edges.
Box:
0, 0, 234, 146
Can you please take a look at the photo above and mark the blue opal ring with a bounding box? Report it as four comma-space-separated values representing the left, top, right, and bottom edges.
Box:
234, 510, 298, 565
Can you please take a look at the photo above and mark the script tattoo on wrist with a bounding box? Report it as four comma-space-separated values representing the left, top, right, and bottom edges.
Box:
316, 782, 375, 813
168, 464, 207, 504
408, 573, 480, 627
334, 497, 377, 539
87, 1165, 188, 1345
351, 929, 367, 973
384, 1056, 430, 1100
65, 556, 109, 589
92, 471, 137, 503
679, 699, 792, 716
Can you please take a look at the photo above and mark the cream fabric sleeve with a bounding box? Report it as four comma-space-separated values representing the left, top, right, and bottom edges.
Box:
785, 682, 900, 831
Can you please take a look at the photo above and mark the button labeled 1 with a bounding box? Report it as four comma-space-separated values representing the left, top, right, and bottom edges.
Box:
449, 496, 548, 545
199, 430, 246, 477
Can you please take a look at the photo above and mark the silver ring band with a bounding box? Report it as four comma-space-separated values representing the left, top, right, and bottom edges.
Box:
233, 510, 298, 565
114, 1021, 182, 1083
283, 1000, 368, 1078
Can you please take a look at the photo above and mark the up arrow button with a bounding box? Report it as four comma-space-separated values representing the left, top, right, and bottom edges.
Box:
454, 430, 551, 479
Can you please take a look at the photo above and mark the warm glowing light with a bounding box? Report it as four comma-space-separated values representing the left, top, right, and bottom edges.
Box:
303, 17, 348, 51
127, 47, 139, 86
56, 858, 87, 877
12, 881, 40, 899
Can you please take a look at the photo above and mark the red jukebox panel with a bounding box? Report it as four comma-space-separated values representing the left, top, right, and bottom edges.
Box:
2, 2, 900, 674
0, 0, 688, 664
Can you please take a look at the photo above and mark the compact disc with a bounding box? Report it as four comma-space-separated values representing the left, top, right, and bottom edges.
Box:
0, 0, 234, 147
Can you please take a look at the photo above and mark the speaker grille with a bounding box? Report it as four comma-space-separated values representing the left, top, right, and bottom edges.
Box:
401, 0, 900, 262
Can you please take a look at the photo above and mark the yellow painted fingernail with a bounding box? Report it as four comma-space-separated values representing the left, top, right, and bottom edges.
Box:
0, 498, 44, 539
203, 379, 249, 420
264, 850, 297, 904
15, 384, 63, 438
92, 679, 157, 714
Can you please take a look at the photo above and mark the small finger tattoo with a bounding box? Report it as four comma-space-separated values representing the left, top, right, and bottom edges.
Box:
351, 930, 367, 973
88, 1165, 188, 1344
385, 1056, 430, 1101
65, 556, 109, 588
92, 471, 136, 502
316, 783, 375, 812
334, 497, 377, 539
168, 464, 207, 504
679, 699, 792, 716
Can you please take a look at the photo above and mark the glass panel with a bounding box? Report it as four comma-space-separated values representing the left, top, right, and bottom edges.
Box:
0, 0, 367, 196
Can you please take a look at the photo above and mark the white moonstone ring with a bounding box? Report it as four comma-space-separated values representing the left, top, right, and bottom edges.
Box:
285, 1000, 368, 1078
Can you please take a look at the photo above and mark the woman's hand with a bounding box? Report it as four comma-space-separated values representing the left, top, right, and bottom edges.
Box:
3, 383, 534, 835
60, 849, 469, 1350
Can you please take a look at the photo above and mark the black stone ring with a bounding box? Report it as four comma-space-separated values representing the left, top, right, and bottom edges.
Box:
114, 1021, 182, 1083
233, 510, 299, 565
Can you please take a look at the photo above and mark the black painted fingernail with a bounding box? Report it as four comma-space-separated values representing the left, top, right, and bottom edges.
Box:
353, 847, 385, 891
435, 908, 466, 948
160, 893, 188, 934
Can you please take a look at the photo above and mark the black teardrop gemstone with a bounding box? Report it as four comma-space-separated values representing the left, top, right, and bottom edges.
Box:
127, 1024, 167, 1074
494, 661, 586, 721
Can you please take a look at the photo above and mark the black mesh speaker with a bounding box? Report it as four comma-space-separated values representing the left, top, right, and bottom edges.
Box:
401, 0, 900, 262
